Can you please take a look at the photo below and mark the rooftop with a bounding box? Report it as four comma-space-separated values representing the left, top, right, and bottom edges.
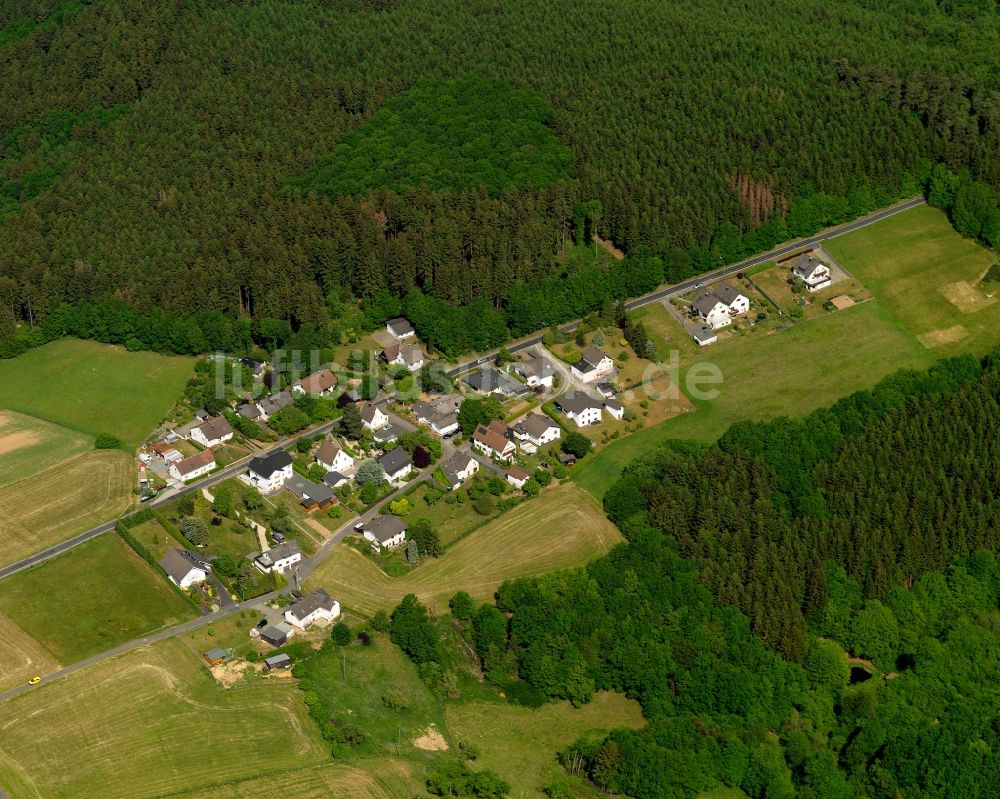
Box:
193, 415, 233, 442
249, 449, 293, 479
365, 514, 407, 543
173, 448, 216, 477
287, 588, 337, 620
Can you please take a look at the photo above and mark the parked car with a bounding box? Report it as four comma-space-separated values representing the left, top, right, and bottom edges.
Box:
255, 619, 268, 630
28, 676, 40, 685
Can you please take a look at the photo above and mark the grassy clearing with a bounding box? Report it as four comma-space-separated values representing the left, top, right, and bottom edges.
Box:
0, 449, 133, 567
0, 409, 92, 487
0, 533, 195, 664
445, 692, 645, 799
308, 484, 622, 616
0, 612, 60, 694
0, 338, 194, 447
824, 204, 1000, 355
750, 263, 870, 319
0, 638, 330, 799
575, 300, 933, 498
127, 516, 186, 562
402, 480, 496, 548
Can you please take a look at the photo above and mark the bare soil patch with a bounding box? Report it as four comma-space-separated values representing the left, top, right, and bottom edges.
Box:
0, 430, 42, 455
829, 295, 855, 310
917, 325, 968, 348
939, 281, 996, 313
593, 234, 625, 260
210, 659, 264, 688
413, 724, 449, 751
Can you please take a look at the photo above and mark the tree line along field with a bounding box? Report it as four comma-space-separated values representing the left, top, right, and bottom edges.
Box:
574, 205, 998, 499
0, 533, 194, 665
307, 484, 622, 616
0, 338, 195, 449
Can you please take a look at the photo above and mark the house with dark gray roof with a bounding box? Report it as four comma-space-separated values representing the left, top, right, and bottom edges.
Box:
361, 515, 408, 551
254, 540, 302, 574
258, 391, 294, 420
284, 588, 341, 629
463, 367, 528, 397
791, 253, 832, 291
158, 548, 210, 588
570, 346, 614, 383
378, 446, 413, 481
386, 317, 415, 339
439, 451, 479, 489
284, 474, 336, 511
247, 449, 294, 493
511, 356, 555, 388
512, 413, 562, 448
555, 393, 603, 426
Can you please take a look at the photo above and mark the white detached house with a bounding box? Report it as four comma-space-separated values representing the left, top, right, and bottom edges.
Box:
158, 549, 211, 588
284, 589, 341, 630
190, 416, 233, 448
247, 450, 294, 493
315, 439, 354, 473
791, 254, 832, 292
361, 402, 389, 431
555, 394, 603, 427
570, 346, 615, 383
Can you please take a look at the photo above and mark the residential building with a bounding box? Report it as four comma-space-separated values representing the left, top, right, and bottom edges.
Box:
237, 402, 264, 421
512, 414, 562, 448
570, 346, 615, 383
596, 382, 617, 399
254, 541, 302, 574
439, 451, 479, 489
315, 439, 353, 473
506, 467, 530, 489
472, 420, 516, 461
373, 424, 399, 445
386, 317, 415, 340
692, 325, 718, 347
463, 367, 528, 397
381, 342, 425, 372
257, 391, 294, 421
360, 402, 389, 431
284, 588, 341, 630
284, 474, 336, 511
604, 398, 625, 420
791, 253, 832, 291
292, 369, 338, 396
361, 515, 408, 551
511, 356, 555, 388
378, 446, 413, 482
323, 471, 350, 488
247, 450, 294, 493
692, 291, 732, 329
190, 416, 234, 448
413, 395, 462, 437
158, 548, 211, 588
169, 449, 216, 481
239, 358, 266, 377
714, 281, 751, 315
555, 394, 603, 426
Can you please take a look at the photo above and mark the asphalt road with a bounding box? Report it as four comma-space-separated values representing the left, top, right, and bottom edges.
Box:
0, 197, 923, 584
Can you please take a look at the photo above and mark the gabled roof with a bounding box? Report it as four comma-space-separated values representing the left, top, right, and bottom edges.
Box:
259, 391, 294, 415
792, 253, 825, 273
693, 291, 726, 316
287, 588, 337, 620
382, 343, 423, 366
556, 393, 603, 415
514, 356, 554, 379
323, 470, 349, 487
463, 367, 523, 395
378, 446, 412, 475
517, 413, 559, 438
284, 474, 334, 505
315, 439, 348, 466
507, 466, 530, 481
373, 424, 399, 443
158, 548, 206, 582
193, 416, 233, 442
249, 449, 293, 479
473, 422, 512, 453
238, 402, 262, 420
387, 317, 414, 337
692, 325, 717, 343
360, 402, 384, 423
258, 540, 301, 566
173, 448, 216, 477
440, 451, 476, 486
713, 282, 745, 306
365, 515, 407, 542
604, 398, 624, 412
294, 369, 337, 395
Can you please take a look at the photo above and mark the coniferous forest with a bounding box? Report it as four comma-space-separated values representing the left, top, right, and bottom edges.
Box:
2, 0, 1000, 352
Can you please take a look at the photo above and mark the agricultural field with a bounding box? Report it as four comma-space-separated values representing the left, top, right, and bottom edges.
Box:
445, 692, 645, 799
0, 338, 195, 447
0, 533, 195, 664
0, 449, 133, 567
0, 410, 92, 487
308, 484, 622, 616
0, 638, 333, 799
824, 204, 1000, 355
0, 612, 60, 695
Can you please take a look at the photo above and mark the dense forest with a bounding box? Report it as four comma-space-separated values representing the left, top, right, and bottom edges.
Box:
2, 0, 1000, 353
385, 349, 1000, 798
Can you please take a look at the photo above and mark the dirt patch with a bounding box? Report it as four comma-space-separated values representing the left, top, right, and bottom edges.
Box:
305, 518, 332, 540
0, 412, 12, 426
413, 725, 449, 751
939, 281, 996, 313
210, 659, 264, 688
917, 325, 968, 348
593, 234, 625, 261
828, 295, 855, 310
0, 430, 43, 455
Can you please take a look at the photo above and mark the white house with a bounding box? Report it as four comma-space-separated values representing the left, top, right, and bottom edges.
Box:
511, 356, 555, 389
158, 548, 210, 588
284, 588, 341, 630
381, 343, 425, 372
439, 451, 479, 489
692, 291, 732, 329
555, 394, 603, 427
386, 317, 415, 340
570, 346, 615, 383
362, 515, 408, 551
315, 439, 353, 473
378, 446, 413, 482
292, 369, 338, 396
247, 450, 294, 493
361, 402, 389, 431
472, 420, 516, 462
604, 398, 625, 420
791, 254, 832, 292
713, 282, 750, 316
169, 449, 216, 482
190, 416, 233, 448
254, 540, 302, 574
413, 396, 461, 437
506, 467, 530, 490
692, 325, 718, 347
512, 414, 562, 448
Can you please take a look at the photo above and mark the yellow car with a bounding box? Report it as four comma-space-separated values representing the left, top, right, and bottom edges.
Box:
28, 676, 41, 685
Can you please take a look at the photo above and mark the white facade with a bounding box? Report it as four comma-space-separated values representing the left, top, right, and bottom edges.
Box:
383, 462, 413, 482
517, 424, 561, 448
284, 601, 341, 630
362, 405, 389, 431
700, 301, 731, 329
248, 463, 293, 493
317, 447, 354, 474
172, 565, 206, 589
190, 427, 233, 449
566, 406, 602, 427
169, 457, 215, 482
604, 401, 625, 420
793, 260, 832, 291
364, 528, 406, 550
506, 471, 529, 489
453, 457, 478, 482
254, 549, 302, 574
571, 356, 615, 383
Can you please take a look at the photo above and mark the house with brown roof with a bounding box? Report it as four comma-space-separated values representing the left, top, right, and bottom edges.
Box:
506, 466, 531, 490
292, 369, 338, 396
381, 342, 425, 372
190, 416, 233, 448
472, 420, 516, 461
315, 439, 354, 473
169, 448, 216, 482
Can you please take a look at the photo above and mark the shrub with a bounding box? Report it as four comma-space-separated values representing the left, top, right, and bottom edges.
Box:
95, 433, 125, 450
331, 621, 353, 646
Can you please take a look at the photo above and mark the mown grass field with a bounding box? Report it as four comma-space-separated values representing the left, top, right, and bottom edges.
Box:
445, 692, 646, 799
0, 638, 334, 799
0, 449, 133, 567
0, 533, 195, 664
824, 203, 1000, 355
0, 338, 195, 447
0, 410, 92, 487
0, 612, 60, 695
308, 484, 622, 616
